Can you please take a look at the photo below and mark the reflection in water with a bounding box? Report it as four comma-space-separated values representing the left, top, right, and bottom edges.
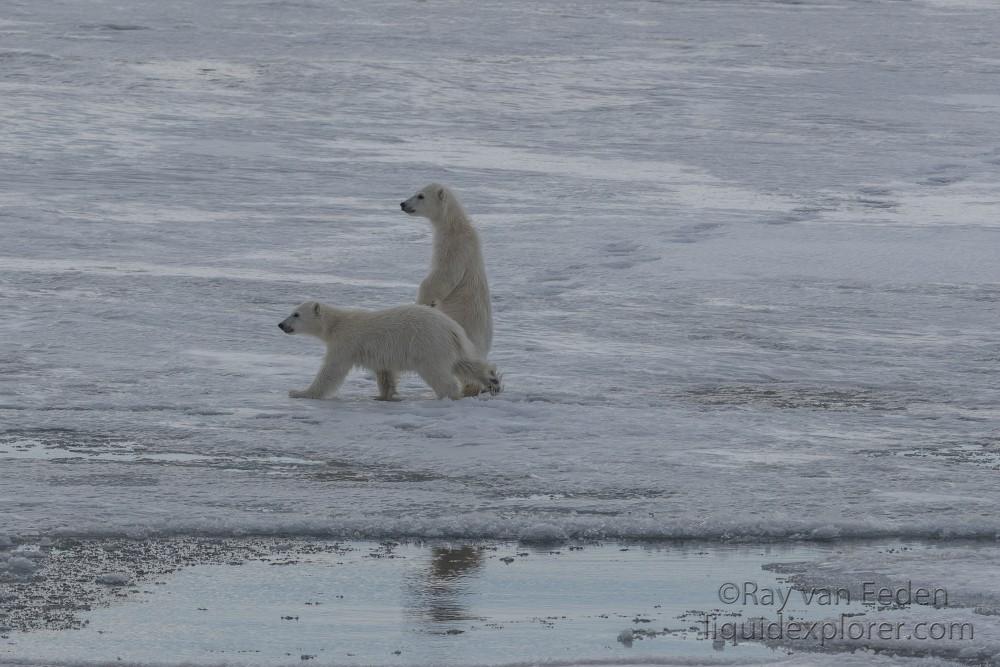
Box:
406, 545, 485, 625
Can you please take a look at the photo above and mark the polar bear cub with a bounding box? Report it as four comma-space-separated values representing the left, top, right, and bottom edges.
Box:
279, 301, 499, 400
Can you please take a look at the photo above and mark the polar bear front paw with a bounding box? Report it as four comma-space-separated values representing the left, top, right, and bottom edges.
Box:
289, 389, 318, 399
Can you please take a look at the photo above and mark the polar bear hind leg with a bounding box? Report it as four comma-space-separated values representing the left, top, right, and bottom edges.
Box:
417, 367, 463, 400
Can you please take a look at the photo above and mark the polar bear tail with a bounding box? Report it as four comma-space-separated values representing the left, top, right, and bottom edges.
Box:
453, 359, 502, 396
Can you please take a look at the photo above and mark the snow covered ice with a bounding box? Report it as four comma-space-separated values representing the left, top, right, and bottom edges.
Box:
1, 0, 999, 664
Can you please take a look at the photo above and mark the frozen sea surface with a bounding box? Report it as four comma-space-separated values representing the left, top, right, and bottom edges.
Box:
1, 0, 1000, 655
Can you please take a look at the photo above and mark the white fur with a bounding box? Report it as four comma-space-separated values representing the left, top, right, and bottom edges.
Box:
279, 301, 497, 401
400, 184, 493, 356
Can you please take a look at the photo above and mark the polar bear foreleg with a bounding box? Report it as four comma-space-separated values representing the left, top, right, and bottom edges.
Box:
375, 370, 399, 401
417, 266, 462, 308
289, 356, 350, 399
416, 279, 441, 308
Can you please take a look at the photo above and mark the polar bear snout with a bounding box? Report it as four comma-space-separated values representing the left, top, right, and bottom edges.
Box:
278, 320, 293, 334
400, 201, 414, 213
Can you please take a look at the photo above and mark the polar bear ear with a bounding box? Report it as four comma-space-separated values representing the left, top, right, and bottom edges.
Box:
313, 302, 320, 316
437, 187, 447, 202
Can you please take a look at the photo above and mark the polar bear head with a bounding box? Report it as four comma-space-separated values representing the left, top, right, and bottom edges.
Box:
278, 301, 322, 337
400, 183, 451, 220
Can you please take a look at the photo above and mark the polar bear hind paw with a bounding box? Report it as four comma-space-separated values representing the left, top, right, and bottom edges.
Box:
487, 370, 503, 395
464, 371, 502, 397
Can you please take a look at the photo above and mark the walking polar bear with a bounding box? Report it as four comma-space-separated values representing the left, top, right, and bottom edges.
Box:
279, 301, 500, 400
376, 184, 494, 400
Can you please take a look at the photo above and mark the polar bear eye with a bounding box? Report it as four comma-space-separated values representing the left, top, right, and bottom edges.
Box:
417, 194, 424, 200
293, 313, 299, 318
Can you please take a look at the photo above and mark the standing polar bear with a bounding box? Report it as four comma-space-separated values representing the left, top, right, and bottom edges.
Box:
279, 301, 499, 400
376, 184, 494, 400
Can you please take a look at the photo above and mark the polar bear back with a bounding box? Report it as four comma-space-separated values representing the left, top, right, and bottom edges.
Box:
334, 304, 476, 373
